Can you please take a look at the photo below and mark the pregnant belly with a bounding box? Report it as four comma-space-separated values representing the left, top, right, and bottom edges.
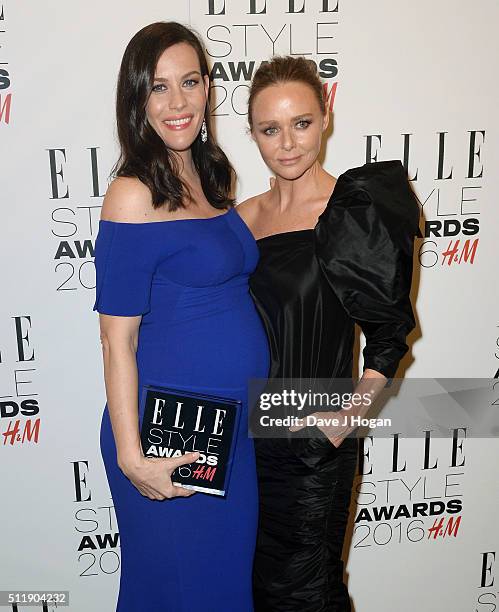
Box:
137, 300, 269, 391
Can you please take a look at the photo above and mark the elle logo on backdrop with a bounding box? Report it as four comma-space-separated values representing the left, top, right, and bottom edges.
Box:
0, 316, 40, 447
353, 430, 466, 549
206, 0, 339, 14
71, 460, 121, 578
201, 0, 339, 117
365, 129, 485, 269
0, 3, 12, 124
476, 551, 497, 610
46, 146, 106, 294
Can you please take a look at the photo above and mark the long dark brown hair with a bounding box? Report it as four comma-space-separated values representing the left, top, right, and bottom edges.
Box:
112, 22, 234, 211
247, 56, 326, 130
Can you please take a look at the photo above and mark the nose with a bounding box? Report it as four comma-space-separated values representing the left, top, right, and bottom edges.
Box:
280, 127, 295, 152
168, 85, 187, 111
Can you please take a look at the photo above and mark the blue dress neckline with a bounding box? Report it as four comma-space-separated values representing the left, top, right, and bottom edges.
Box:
99, 207, 234, 226
98, 207, 260, 250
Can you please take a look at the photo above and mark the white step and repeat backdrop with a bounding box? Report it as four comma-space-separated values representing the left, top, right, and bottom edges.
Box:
1, 1, 498, 611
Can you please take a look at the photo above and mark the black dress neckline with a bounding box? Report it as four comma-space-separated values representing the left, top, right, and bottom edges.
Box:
254, 160, 410, 244
256, 228, 314, 244
254, 166, 350, 244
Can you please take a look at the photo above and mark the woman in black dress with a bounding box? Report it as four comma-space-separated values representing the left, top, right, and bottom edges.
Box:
237, 56, 419, 611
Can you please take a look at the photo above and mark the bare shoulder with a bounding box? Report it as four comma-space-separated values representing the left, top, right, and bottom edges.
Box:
100, 176, 155, 223
236, 193, 266, 226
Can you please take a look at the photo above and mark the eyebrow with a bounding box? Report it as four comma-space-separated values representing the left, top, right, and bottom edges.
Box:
256, 113, 313, 127
153, 70, 202, 82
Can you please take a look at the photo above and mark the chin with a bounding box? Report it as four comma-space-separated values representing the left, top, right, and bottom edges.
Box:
273, 163, 310, 181
161, 132, 197, 152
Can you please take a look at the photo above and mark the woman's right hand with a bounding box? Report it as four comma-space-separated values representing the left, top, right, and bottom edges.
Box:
119, 451, 200, 500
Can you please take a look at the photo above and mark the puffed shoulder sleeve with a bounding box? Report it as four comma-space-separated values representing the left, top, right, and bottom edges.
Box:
92, 221, 160, 316
315, 160, 419, 379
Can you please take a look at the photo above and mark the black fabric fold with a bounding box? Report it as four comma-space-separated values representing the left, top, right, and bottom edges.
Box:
315, 159, 419, 378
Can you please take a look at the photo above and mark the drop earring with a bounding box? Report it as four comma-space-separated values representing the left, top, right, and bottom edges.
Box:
201, 119, 208, 143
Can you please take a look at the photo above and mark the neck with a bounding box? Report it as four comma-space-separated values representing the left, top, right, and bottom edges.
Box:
272, 160, 329, 212
172, 148, 197, 181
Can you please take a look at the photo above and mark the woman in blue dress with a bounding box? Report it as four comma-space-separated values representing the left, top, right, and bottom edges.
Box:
93, 22, 269, 611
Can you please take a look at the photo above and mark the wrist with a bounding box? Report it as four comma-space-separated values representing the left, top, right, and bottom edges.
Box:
117, 446, 143, 472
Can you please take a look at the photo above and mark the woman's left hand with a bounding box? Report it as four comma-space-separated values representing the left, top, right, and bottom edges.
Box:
289, 369, 389, 447
289, 410, 354, 448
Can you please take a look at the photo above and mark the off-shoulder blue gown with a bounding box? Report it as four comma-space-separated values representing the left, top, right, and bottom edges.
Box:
92, 208, 269, 612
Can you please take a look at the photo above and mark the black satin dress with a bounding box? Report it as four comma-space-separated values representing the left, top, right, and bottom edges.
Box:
249, 160, 419, 612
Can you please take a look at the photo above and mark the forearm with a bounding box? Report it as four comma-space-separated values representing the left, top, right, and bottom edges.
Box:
101, 339, 142, 468
348, 368, 387, 418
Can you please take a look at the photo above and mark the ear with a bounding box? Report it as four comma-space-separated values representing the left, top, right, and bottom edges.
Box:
322, 110, 330, 133
203, 74, 210, 100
